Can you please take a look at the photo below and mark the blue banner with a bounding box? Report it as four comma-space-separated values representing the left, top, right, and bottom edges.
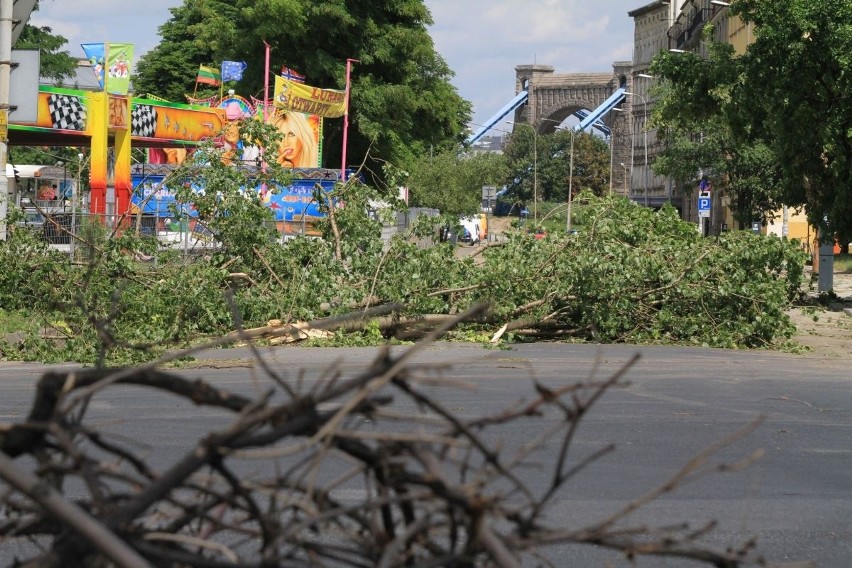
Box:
221, 60, 247, 82
81, 43, 106, 90
131, 173, 330, 222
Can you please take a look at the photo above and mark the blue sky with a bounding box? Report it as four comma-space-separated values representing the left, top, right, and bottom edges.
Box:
31, 0, 641, 126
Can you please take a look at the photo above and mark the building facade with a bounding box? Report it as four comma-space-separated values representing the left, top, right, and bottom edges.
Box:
627, 1, 679, 209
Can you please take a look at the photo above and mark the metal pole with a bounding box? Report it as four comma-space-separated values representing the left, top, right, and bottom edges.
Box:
567, 129, 574, 232
341, 58, 358, 180
533, 127, 537, 226
643, 104, 648, 207
625, 92, 649, 205
0, 0, 12, 241
262, 41, 270, 123
608, 132, 614, 197
183, 205, 188, 258
71, 154, 82, 261
637, 74, 657, 206
629, 101, 635, 199
154, 194, 160, 268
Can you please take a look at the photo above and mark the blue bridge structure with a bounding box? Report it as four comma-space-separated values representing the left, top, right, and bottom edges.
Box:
467, 63, 635, 197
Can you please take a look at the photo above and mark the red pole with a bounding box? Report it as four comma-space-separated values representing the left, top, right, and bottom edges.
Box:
260, 40, 269, 179
261, 41, 271, 196
263, 41, 271, 122
340, 58, 358, 180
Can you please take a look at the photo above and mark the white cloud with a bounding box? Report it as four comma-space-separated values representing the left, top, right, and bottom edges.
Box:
30, 0, 179, 58
29, 0, 640, 126
425, 0, 638, 124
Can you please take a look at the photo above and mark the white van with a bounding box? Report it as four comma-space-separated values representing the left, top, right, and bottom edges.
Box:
459, 216, 481, 245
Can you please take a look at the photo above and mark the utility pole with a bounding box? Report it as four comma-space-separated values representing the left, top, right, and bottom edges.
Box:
0, 0, 12, 240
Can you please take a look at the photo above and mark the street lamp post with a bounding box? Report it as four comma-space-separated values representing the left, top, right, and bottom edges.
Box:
538, 117, 571, 231
637, 74, 670, 205
506, 120, 537, 224
609, 107, 626, 196
625, 91, 648, 206
506, 118, 565, 227
567, 128, 575, 232
533, 128, 537, 224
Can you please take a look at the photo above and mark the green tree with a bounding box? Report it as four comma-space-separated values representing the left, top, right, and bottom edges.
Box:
133, 0, 471, 180
503, 128, 610, 205
170, 117, 294, 269
408, 149, 506, 216
13, 7, 77, 82
650, 38, 785, 229
727, 0, 852, 241
132, 1, 236, 102
549, 130, 610, 199
9, 4, 84, 171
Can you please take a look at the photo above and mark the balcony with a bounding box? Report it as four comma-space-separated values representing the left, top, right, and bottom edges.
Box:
669, 7, 709, 51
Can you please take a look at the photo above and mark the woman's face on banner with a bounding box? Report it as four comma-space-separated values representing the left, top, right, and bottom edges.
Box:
278, 121, 303, 166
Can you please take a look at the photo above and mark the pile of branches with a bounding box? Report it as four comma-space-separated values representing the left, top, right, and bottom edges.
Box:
0, 307, 765, 567
0, 194, 809, 365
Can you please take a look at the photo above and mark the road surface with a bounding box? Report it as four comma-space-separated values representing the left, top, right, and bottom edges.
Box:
1, 342, 850, 566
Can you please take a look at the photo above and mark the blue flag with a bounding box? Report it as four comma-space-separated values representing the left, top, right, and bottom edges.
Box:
81, 43, 106, 89
221, 60, 247, 82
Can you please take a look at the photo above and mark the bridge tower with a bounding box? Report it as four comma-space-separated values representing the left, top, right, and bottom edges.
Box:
512, 63, 632, 196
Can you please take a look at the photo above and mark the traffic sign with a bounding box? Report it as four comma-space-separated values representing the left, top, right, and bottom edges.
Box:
697, 193, 711, 218
482, 185, 497, 212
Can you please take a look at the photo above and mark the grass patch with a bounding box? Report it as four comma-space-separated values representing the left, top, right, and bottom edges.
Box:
0, 310, 38, 334
835, 253, 852, 274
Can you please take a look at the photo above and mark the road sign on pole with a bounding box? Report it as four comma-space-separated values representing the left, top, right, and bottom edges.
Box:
481, 185, 496, 212
697, 191, 711, 219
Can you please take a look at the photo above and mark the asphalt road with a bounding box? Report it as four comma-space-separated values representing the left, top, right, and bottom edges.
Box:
1, 342, 850, 566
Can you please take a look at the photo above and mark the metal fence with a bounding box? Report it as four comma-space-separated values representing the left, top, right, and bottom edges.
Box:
17, 206, 441, 259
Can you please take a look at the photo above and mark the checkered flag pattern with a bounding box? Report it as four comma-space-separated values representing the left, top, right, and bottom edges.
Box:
131, 105, 158, 138
47, 94, 86, 131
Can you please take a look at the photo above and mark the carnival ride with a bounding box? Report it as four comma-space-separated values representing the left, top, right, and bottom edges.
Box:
6, 85, 335, 227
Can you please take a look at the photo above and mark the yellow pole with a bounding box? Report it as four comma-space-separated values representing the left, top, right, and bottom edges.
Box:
87, 91, 109, 215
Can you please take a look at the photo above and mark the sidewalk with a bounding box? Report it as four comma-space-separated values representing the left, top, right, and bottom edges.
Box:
804, 267, 852, 302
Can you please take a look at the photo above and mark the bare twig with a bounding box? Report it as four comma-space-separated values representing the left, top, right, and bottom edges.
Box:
0, 451, 153, 568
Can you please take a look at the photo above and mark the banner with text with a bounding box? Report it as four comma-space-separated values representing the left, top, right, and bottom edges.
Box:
274, 75, 346, 118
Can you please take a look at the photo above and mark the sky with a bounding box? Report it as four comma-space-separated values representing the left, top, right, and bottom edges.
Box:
30, 0, 642, 127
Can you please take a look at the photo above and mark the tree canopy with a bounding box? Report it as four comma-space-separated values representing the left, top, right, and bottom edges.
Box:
730, 0, 852, 242
650, 42, 785, 229
133, 0, 471, 185
12, 1, 77, 83
501, 128, 611, 205
652, 0, 852, 240
408, 149, 507, 216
